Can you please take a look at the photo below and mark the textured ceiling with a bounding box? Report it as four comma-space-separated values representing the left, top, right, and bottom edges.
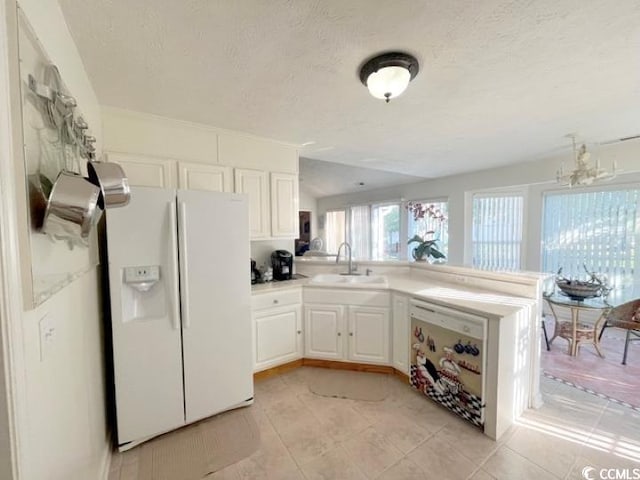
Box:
299, 157, 427, 197
60, 0, 640, 179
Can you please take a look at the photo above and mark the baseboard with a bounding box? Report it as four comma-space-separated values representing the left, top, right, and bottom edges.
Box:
393, 369, 410, 383
99, 433, 113, 480
302, 358, 395, 374
253, 358, 409, 381
254, 359, 303, 381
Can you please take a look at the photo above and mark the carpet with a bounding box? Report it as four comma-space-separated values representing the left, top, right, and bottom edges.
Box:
309, 368, 391, 401
541, 316, 640, 410
136, 407, 260, 480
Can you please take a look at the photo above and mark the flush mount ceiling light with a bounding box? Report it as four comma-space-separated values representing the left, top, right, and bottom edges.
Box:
359, 52, 419, 103
556, 134, 617, 187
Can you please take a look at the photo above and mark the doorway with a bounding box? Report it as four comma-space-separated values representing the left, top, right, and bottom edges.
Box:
295, 211, 311, 256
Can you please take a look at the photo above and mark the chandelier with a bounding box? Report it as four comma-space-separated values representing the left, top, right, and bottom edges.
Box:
556, 135, 616, 187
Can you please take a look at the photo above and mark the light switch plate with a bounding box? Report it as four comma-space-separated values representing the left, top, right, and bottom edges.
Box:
39, 314, 56, 361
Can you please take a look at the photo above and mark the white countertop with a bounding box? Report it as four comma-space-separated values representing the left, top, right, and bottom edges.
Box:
252, 273, 535, 318
251, 278, 308, 292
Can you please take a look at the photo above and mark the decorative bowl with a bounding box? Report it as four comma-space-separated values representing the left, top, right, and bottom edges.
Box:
555, 279, 602, 300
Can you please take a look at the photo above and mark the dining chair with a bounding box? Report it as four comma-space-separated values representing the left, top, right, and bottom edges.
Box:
602, 299, 640, 365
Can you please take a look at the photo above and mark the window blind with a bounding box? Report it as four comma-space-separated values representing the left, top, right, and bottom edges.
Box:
349, 205, 371, 260
324, 210, 346, 254
472, 195, 524, 271
542, 189, 640, 288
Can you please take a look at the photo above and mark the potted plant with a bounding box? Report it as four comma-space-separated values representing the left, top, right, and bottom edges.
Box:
406, 202, 447, 262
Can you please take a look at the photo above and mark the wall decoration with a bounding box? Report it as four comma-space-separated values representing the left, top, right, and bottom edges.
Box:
17, 11, 99, 306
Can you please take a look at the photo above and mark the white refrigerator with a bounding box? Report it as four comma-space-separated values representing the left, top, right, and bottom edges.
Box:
106, 186, 253, 450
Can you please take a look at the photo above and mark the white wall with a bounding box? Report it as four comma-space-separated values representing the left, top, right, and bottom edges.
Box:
2, 1, 109, 479
102, 107, 298, 173
317, 139, 640, 270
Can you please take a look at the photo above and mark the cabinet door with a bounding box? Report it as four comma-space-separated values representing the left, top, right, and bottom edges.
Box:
178, 162, 232, 192
253, 305, 302, 372
106, 152, 177, 188
234, 168, 270, 239
347, 306, 390, 364
392, 294, 410, 374
270, 172, 299, 237
304, 304, 344, 360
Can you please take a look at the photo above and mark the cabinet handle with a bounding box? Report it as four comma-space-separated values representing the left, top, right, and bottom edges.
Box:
273, 299, 279, 304
349, 332, 353, 336
337, 332, 341, 336
297, 330, 301, 334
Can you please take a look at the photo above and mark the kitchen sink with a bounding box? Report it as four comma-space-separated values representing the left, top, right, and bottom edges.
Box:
309, 273, 389, 288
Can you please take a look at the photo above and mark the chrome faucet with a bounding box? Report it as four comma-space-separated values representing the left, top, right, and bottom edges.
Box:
336, 241, 357, 275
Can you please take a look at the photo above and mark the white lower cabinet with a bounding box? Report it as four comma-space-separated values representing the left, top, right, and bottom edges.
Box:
347, 306, 390, 364
303, 289, 391, 365
392, 293, 410, 374
251, 289, 302, 372
304, 304, 345, 360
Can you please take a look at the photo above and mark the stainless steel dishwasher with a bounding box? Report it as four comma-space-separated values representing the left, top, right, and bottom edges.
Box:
409, 298, 488, 429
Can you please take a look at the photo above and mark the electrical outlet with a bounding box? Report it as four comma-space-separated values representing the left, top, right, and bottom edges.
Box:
39, 314, 56, 361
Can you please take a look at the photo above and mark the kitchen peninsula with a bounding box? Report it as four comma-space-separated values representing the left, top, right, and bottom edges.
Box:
251, 260, 545, 440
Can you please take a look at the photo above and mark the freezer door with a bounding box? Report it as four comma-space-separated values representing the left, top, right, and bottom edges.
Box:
106, 187, 185, 445
177, 189, 253, 423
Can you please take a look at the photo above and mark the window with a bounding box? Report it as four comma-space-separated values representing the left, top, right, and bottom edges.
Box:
325, 199, 448, 262
542, 188, 640, 288
372, 204, 400, 260
324, 210, 345, 254
472, 194, 524, 271
407, 201, 448, 261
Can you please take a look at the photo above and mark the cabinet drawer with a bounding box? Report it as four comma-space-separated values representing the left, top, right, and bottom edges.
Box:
303, 288, 389, 307
252, 288, 302, 310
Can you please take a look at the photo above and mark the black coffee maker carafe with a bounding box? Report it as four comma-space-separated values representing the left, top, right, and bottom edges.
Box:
250, 259, 261, 284
271, 250, 293, 280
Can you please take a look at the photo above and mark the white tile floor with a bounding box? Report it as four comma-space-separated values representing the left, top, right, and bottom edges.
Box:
108, 367, 640, 479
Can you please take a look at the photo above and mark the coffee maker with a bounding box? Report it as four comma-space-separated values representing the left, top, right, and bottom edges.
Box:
271, 250, 293, 280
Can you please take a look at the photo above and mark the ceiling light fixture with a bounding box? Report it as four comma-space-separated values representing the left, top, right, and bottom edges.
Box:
359, 52, 419, 103
556, 134, 616, 187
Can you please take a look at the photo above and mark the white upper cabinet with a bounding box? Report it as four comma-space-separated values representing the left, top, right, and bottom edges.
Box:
270, 172, 299, 237
178, 162, 232, 192
107, 152, 177, 188
234, 168, 270, 239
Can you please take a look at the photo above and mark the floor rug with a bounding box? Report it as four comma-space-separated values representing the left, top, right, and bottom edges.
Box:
541, 316, 640, 410
308, 368, 390, 401
136, 407, 260, 480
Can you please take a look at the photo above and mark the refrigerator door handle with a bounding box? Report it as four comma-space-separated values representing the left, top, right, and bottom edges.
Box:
168, 201, 181, 331
178, 201, 191, 329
